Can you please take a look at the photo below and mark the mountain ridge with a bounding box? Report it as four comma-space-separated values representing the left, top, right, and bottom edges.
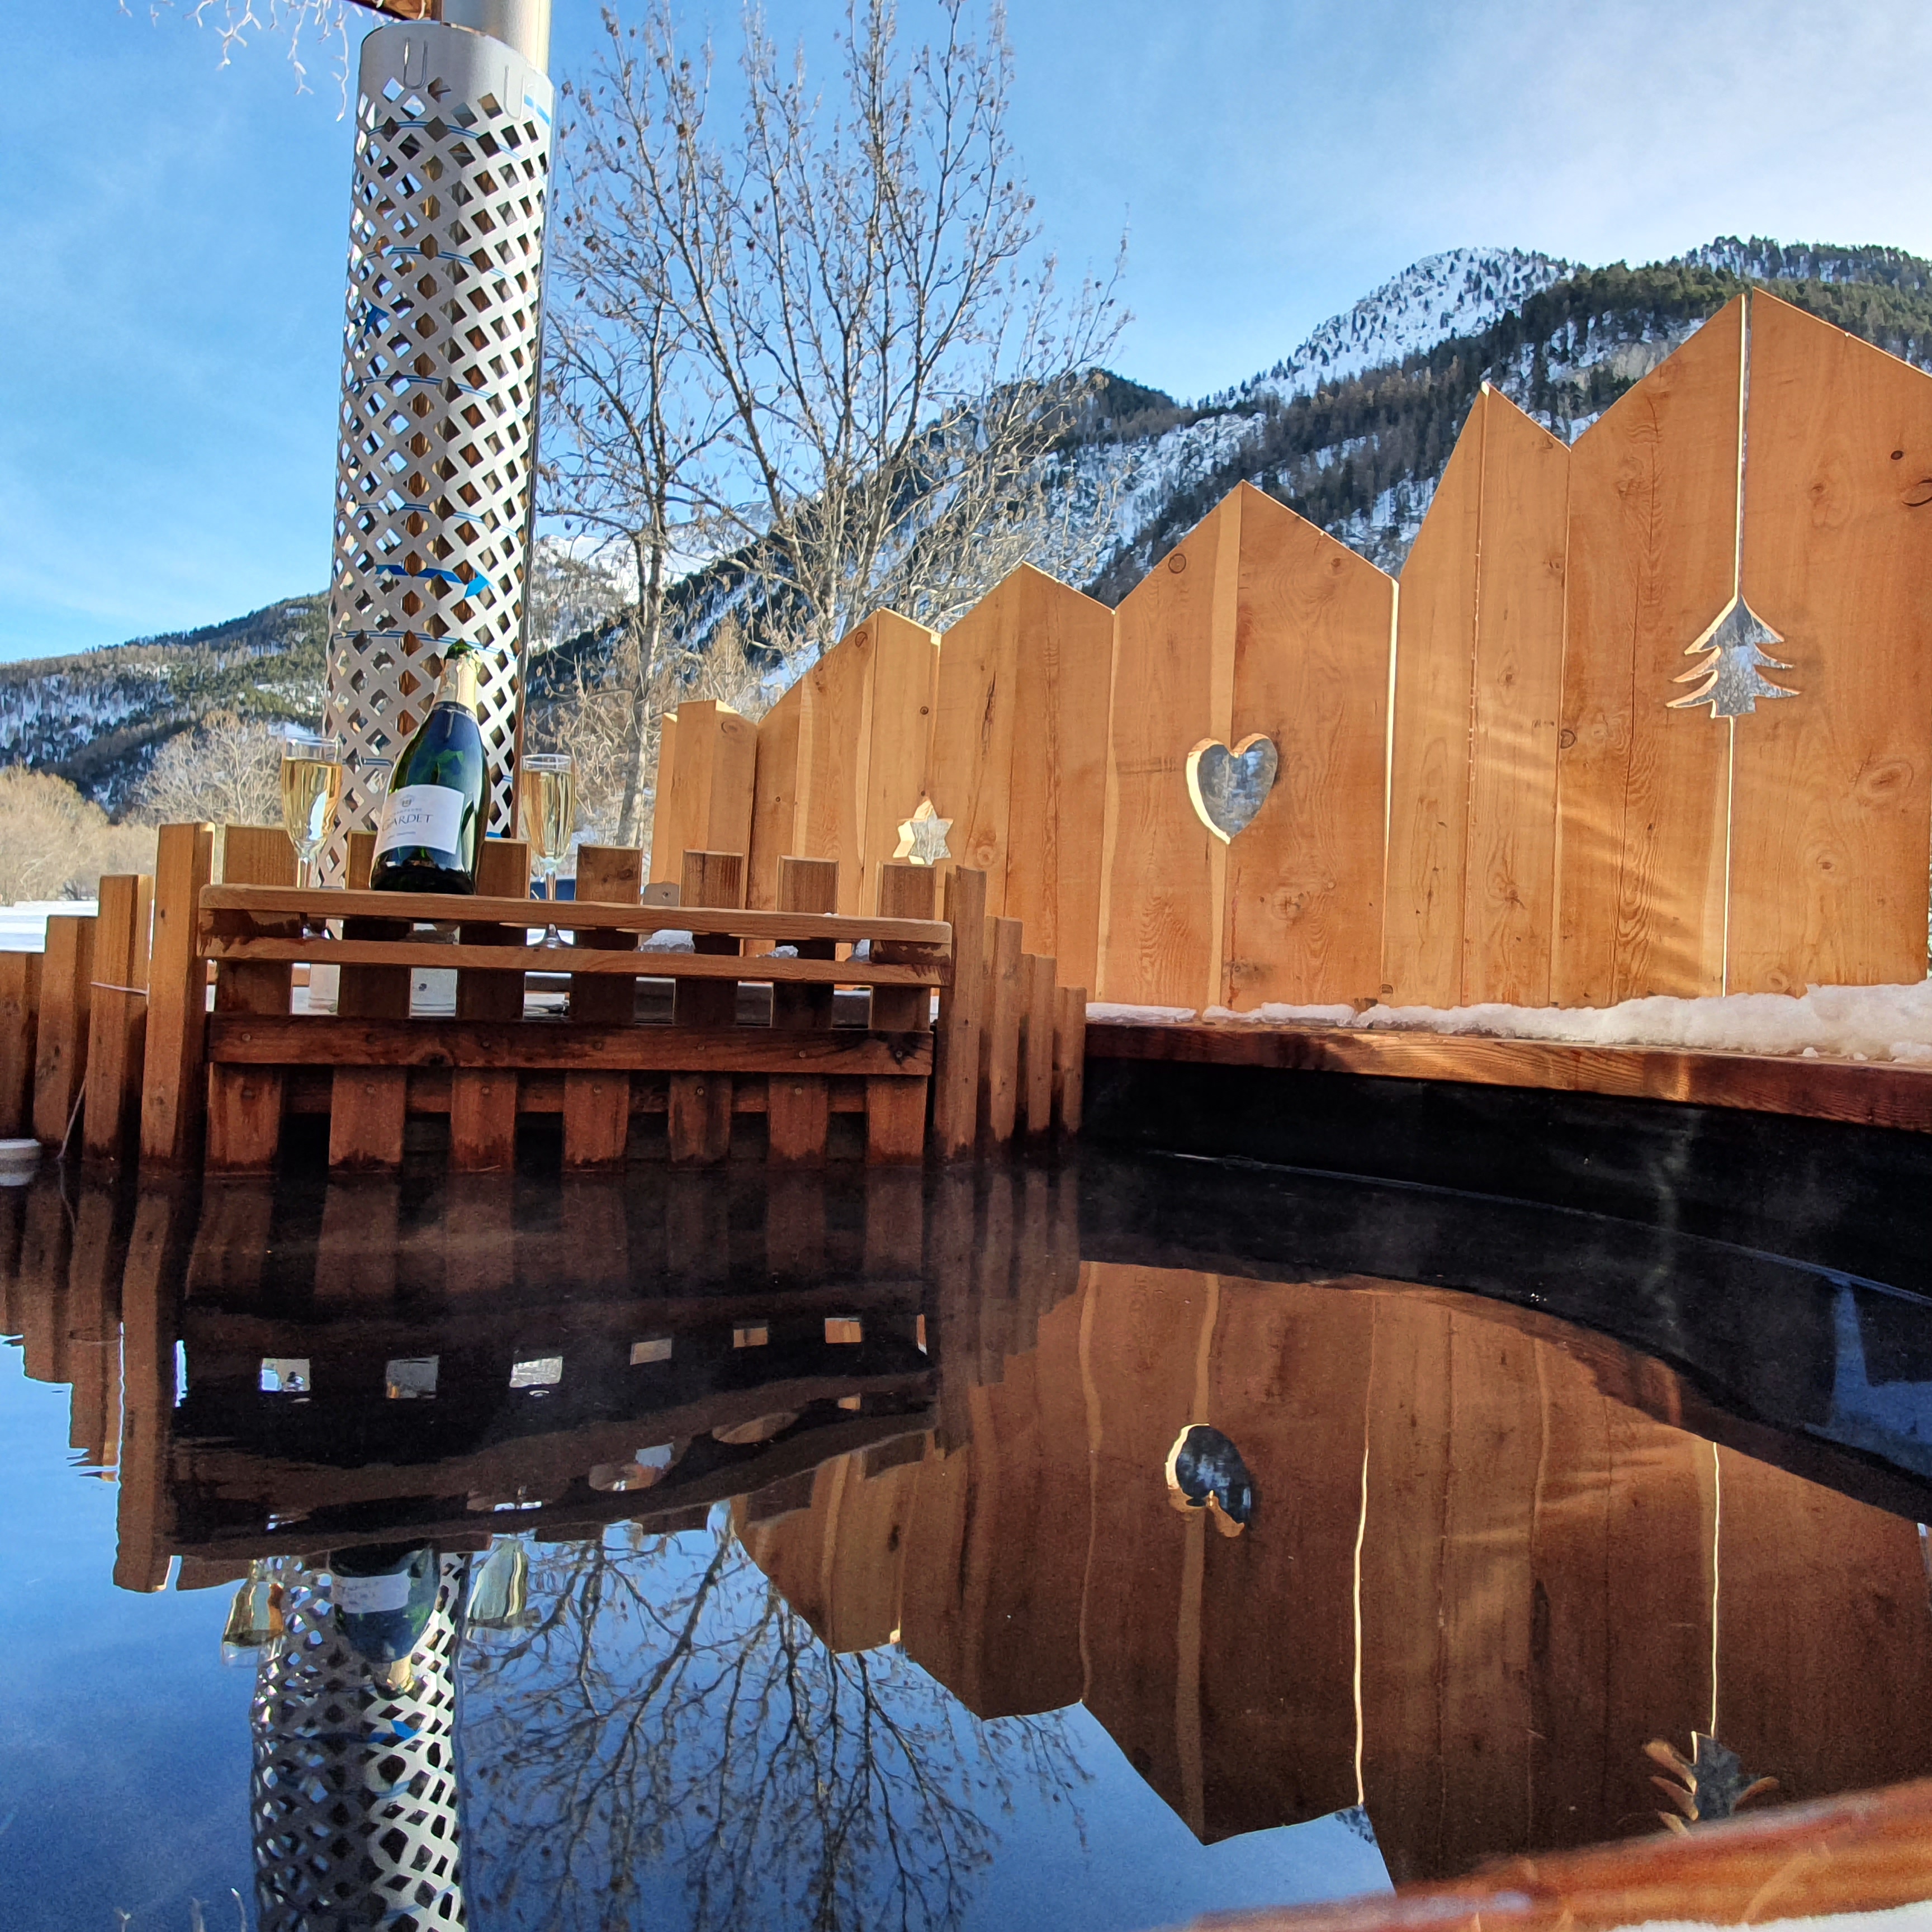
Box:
13, 234, 1932, 811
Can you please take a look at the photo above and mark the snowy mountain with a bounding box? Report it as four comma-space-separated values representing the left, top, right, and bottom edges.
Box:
11, 235, 1932, 810
1222, 246, 1574, 406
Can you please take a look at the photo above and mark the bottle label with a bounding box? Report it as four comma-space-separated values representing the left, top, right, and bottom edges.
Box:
332, 1571, 414, 1613
375, 783, 465, 858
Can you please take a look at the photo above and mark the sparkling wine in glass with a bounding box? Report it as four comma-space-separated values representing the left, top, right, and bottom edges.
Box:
282, 733, 345, 931
519, 752, 576, 948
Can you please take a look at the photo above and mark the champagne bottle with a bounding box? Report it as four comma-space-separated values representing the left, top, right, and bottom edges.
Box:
370, 641, 487, 893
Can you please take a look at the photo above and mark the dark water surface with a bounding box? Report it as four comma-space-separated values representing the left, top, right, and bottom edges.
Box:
3, 1147, 1930, 1932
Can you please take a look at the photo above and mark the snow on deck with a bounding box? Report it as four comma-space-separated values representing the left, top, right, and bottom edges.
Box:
1090, 979, 1932, 1068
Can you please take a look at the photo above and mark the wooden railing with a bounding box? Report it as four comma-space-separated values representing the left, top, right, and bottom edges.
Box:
0, 830, 1085, 1173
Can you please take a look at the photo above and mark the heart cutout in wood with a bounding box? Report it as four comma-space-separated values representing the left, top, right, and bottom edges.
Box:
1186, 734, 1279, 842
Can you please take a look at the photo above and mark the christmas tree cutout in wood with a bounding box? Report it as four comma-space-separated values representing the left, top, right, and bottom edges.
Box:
1668, 594, 1798, 718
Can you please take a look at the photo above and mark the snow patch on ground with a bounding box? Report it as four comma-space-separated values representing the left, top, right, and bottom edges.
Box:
1104, 980, 1932, 1066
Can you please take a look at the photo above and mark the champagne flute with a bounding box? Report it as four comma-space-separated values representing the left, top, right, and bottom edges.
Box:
281, 732, 345, 936
519, 752, 576, 948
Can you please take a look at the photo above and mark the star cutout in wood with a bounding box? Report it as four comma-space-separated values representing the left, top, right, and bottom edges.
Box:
893, 799, 953, 866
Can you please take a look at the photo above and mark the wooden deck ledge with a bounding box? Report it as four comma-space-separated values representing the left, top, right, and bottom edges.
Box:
1086, 1016, 1932, 1135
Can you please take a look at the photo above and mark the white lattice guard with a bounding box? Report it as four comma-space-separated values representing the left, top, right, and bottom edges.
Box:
321, 19, 555, 880
250, 1557, 470, 1931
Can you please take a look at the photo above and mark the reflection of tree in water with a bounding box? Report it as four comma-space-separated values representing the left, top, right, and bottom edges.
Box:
458, 1523, 1089, 1932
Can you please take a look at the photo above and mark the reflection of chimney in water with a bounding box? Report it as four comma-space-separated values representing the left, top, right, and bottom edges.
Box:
248, 1548, 469, 1932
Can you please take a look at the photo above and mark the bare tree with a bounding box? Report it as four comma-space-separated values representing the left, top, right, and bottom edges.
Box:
542, 254, 736, 843
0, 769, 157, 903
460, 1524, 1088, 1932
131, 713, 287, 828
554, 0, 1127, 665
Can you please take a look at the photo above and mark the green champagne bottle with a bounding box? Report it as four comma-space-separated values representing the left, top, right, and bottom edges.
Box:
370, 642, 486, 894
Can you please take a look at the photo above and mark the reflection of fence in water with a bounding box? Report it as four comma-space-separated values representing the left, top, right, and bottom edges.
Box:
7, 1166, 1932, 1887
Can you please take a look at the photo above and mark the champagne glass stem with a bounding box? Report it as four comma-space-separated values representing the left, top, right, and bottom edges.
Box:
542, 868, 564, 948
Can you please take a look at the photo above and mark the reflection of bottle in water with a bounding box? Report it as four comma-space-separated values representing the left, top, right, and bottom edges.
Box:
249, 1548, 469, 1930
332, 1542, 440, 1694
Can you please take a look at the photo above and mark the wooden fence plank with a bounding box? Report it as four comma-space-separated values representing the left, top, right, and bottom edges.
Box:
209, 834, 295, 1172
1007, 566, 1115, 999
1385, 397, 1485, 1007
1225, 483, 1393, 1009
1727, 291, 1932, 992
648, 700, 757, 888
930, 571, 1021, 898
798, 620, 875, 917
1555, 300, 1744, 1003
669, 849, 744, 1163
747, 682, 805, 913
140, 824, 215, 1167
978, 915, 1024, 1145
328, 1068, 409, 1170
869, 861, 936, 1162
769, 856, 839, 1165
83, 873, 153, 1164
452, 836, 531, 1170
1464, 391, 1571, 1006
647, 704, 678, 882
859, 612, 940, 916
1021, 951, 1055, 1137
1053, 985, 1085, 1134
0, 951, 41, 1138
335, 826, 409, 1020
32, 915, 93, 1145
1098, 497, 1230, 1007
932, 865, 988, 1157
571, 844, 643, 1025
329, 826, 405, 1168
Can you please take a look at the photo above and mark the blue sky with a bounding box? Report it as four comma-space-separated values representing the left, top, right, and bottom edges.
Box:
6, 0, 1930, 663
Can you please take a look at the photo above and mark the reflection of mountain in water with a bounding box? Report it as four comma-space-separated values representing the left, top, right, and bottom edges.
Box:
3, 1156, 1931, 1913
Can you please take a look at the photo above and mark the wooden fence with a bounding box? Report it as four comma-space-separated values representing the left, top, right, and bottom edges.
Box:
656, 290, 1932, 1014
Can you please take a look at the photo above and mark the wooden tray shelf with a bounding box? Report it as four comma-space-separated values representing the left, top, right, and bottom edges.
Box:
200, 883, 951, 951
199, 934, 945, 987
